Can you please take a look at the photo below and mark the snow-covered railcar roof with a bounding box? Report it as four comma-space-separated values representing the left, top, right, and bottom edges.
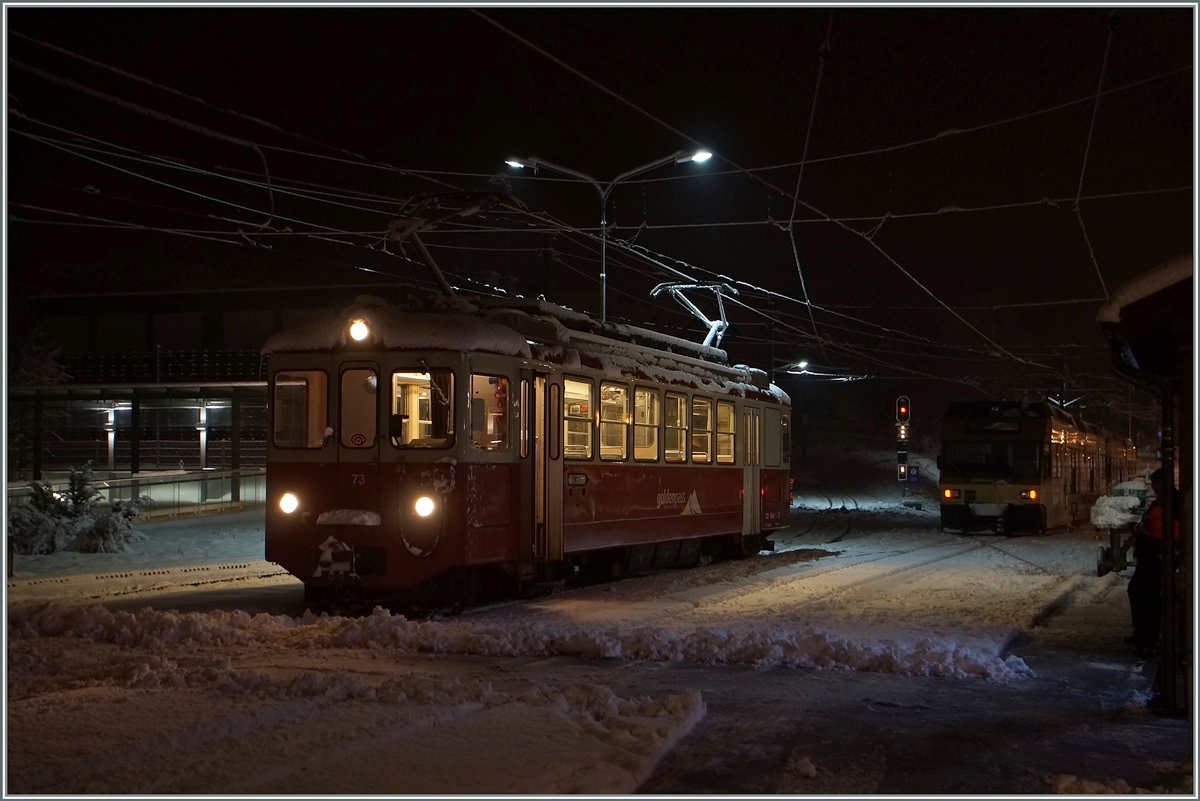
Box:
261, 302, 532, 358
532, 344, 791, 406
260, 296, 789, 404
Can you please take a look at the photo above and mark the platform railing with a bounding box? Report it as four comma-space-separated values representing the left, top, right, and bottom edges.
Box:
6, 469, 267, 520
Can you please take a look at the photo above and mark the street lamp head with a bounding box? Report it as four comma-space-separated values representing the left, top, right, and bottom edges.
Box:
676, 150, 713, 164
505, 158, 530, 169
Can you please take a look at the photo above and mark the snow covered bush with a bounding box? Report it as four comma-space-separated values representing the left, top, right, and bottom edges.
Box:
7, 463, 151, 555
69, 497, 150, 554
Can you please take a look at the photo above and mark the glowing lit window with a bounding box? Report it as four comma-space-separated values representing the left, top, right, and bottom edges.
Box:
470, 374, 510, 452
691, 397, 712, 464
564, 378, 593, 460
664, 393, 687, 463
391, 369, 455, 449
634, 388, 660, 462
716, 401, 736, 464
599, 383, 628, 461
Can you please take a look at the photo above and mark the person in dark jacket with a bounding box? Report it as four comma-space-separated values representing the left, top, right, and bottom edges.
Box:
1126, 469, 1180, 657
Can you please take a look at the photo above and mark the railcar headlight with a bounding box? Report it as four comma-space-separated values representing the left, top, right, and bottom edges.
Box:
414, 495, 436, 517
279, 492, 300, 513
943, 489, 960, 499
1021, 489, 1039, 500
349, 319, 370, 341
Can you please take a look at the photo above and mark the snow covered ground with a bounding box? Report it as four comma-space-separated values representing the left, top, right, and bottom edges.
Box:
6, 448, 1191, 793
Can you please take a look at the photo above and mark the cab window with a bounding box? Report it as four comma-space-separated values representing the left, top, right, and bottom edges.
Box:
273, 369, 328, 448
390, 369, 455, 448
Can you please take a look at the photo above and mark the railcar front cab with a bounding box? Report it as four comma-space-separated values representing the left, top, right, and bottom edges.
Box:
937, 437, 1048, 534
937, 405, 1052, 534
265, 336, 518, 597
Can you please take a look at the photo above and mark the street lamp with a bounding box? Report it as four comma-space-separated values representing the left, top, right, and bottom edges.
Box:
506, 149, 713, 322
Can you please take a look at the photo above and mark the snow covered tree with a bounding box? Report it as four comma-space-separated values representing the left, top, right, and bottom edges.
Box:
7, 462, 151, 555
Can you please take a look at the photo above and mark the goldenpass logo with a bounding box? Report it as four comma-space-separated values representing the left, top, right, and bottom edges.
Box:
656, 489, 688, 508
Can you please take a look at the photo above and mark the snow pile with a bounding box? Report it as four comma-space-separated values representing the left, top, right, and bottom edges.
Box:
7, 619, 704, 795
1090, 495, 1142, 529
8, 601, 1032, 681
1047, 760, 1193, 794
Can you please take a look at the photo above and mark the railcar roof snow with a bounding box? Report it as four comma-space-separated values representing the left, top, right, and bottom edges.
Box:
261, 305, 532, 358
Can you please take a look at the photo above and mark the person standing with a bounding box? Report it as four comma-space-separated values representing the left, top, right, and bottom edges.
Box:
1126, 468, 1181, 658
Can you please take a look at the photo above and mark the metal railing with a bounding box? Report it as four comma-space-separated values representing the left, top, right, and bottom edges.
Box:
6, 468, 266, 520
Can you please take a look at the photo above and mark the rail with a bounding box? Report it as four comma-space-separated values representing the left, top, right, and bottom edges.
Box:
6, 469, 267, 520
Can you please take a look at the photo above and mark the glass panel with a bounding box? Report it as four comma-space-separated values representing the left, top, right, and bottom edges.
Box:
273, 370, 327, 448
764, 407, 781, 466
471, 374, 510, 451
781, 414, 791, 464
599, 383, 628, 461
664, 393, 687, 463
564, 378, 592, 459
943, 440, 1040, 479
390, 369, 455, 448
691, 398, 712, 464
519, 379, 529, 458
716, 401, 735, 464
634, 388, 660, 462
340, 369, 378, 448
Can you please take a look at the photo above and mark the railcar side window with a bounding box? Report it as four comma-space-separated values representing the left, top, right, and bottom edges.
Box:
391, 369, 455, 448
340, 369, 379, 448
691, 398, 713, 464
273, 370, 328, 448
664, 393, 688, 463
634, 388, 660, 462
764, 407, 781, 467
564, 378, 593, 459
716, 401, 736, 464
470, 374, 510, 451
599, 383, 628, 461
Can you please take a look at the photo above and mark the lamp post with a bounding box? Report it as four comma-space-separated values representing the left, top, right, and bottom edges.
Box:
506, 149, 712, 323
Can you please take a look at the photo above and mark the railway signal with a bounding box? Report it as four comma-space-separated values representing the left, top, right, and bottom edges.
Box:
896, 396, 911, 424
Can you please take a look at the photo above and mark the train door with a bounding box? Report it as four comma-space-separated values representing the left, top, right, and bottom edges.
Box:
543, 374, 565, 561
336, 361, 381, 510
743, 407, 761, 535
525, 373, 564, 569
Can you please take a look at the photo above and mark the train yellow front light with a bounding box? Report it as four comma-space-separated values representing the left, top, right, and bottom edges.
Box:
943, 488, 960, 499
414, 496, 436, 517
349, 319, 370, 341
279, 493, 299, 513
1021, 489, 1039, 500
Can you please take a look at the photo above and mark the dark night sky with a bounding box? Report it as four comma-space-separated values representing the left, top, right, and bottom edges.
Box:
5, 5, 1195, 426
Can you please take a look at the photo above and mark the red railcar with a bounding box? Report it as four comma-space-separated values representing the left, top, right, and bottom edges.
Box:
264, 296, 791, 602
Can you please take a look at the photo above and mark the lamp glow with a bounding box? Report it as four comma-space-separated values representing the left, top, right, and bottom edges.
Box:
414, 496, 436, 517
505, 159, 527, 169
279, 493, 299, 514
349, 319, 370, 341
798, 360, 808, 369
690, 150, 712, 163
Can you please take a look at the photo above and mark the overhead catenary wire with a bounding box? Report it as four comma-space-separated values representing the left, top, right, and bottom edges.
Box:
468, 9, 1108, 376
1072, 13, 1117, 298
786, 10, 834, 352
9, 56, 277, 236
